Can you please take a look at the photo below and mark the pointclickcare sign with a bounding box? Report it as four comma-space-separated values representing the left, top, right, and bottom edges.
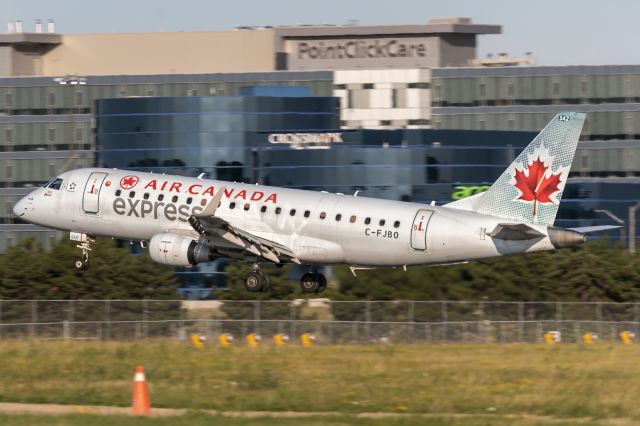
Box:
268, 132, 343, 149
297, 39, 427, 60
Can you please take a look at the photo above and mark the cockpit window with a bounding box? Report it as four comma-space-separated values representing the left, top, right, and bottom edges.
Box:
48, 177, 63, 190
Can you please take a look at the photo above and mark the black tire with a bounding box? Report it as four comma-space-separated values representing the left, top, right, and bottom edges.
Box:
260, 274, 271, 292
244, 272, 264, 292
316, 273, 327, 293
300, 272, 319, 293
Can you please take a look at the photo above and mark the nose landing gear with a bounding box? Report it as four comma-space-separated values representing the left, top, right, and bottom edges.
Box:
74, 236, 94, 271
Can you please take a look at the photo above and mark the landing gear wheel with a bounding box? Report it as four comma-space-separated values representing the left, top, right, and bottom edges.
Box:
261, 274, 271, 292
75, 253, 89, 270
300, 273, 320, 293
244, 271, 265, 292
316, 273, 327, 293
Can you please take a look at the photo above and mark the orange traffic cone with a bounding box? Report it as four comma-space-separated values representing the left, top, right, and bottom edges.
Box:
132, 365, 151, 415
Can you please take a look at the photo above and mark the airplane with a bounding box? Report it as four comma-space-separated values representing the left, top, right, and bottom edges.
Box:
13, 112, 616, 293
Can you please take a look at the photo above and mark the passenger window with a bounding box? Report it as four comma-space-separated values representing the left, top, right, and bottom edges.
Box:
260, 206, 267, 213
244, 203, 250, 211
290, 209, 296, 216
143, 193, 150, 200
48, 178, 63, 190
158, 194, 164, 201
229, 202, 236, 209
320, 212, 326, 219
129, 191, 135, 198
115, 189, 121, 196
172, 195, 178, 203
379, 219, 386, 226
394, 220, 400, 228
200, 199, 207, 206
275, 207, 282, 214
304, 210, 310, 218
335, 214, 342, 221
350, 215, 356, 223
364, 217, 371, 225
186, 197, 193, 205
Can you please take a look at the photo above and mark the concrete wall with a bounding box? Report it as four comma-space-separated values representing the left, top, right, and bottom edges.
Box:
42, 31, 277, 76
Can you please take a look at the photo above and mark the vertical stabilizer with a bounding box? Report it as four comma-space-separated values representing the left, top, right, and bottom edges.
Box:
446, 112, 586, 225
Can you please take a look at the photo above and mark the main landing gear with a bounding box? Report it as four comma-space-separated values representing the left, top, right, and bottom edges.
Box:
243, 264, 271, 293
243, 265, 327, 294
299, 272, 327, 294
74, 236, 94, 271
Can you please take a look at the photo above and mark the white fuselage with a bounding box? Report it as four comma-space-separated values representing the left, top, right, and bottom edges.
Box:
14, 168, 557, 267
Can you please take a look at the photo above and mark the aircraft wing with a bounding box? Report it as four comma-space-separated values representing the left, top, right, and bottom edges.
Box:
186, 188, 299, 264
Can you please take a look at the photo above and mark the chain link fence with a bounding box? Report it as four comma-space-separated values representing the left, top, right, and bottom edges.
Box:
0, 300, 638, 344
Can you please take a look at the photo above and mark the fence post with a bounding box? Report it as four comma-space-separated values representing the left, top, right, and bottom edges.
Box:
408, 301, 415, 342
478, 301, 484, 343
253, 300, 260, 334
142, 298, 148, 340
290, 301, 296, 339
441, 301, 448, 342
30, 300, 37, 339
518, 302, 525, 342
68, 300, 74, 340
104, 300, 111, 341
365, 301, 371, 343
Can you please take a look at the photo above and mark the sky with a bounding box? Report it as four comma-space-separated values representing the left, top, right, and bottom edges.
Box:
2, 0, 637, 66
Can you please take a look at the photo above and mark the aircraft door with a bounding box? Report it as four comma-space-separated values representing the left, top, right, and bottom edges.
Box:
410, 209, 433, 251
82, 172, 108, 214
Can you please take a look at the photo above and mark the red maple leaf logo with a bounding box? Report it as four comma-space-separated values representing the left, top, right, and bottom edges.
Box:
513, 155, 563, 217
120, 175, 139, 190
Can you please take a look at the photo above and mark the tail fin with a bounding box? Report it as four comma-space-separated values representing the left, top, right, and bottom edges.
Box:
446, 112, 586, 225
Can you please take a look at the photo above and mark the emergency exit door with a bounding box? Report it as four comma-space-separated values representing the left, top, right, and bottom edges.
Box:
410, 209, 433, 251
82, 172, 108, 213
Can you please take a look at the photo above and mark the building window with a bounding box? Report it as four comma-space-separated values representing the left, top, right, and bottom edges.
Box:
5, 92, 12, 108
48, 92, 55, 107
391, 89, 398, 108
147, 89, 155, 96
507, 83, 514, 98
335, 84, 346, 90
408, 82, 430, 89
75, 127, 83, 143
5, 128, 12, 144
48, 128, 55, 143
347, 91, 353, 109
363, 83, 374, 89
6, 164, 12, 180
552, 81, 560, 97
75, 91, 84, 107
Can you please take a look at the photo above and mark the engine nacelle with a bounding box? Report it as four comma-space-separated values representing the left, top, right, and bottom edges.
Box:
148, 232, 212, 266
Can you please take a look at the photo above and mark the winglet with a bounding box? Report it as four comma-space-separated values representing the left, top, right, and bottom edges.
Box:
196, 186, 226, 218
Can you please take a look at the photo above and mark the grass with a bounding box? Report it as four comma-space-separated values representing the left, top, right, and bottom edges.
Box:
0, 341, 637, 422
0, 413, 615, 426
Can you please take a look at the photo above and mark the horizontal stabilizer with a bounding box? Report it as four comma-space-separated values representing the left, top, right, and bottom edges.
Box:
569, 225, 621, 234
486, 223, 546, 241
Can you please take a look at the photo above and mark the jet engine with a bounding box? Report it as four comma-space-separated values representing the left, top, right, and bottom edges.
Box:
148, 232, 213, 266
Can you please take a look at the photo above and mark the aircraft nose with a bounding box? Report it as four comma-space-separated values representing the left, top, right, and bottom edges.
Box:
13, 196, 28, 218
